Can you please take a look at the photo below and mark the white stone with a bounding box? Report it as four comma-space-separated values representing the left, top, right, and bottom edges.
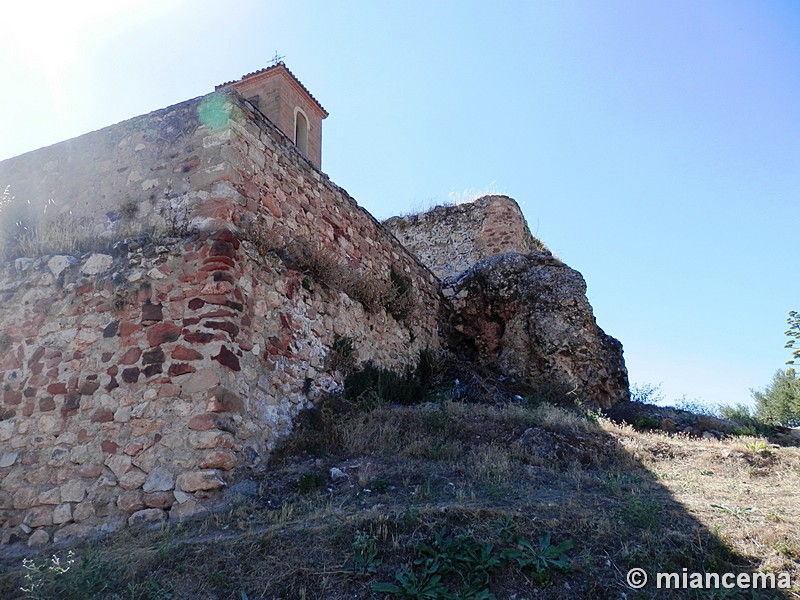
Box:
81, 253, 113, 275
60, 480, 86, 503
52, 503, 73, 525
143, 467, 174, 492
0, 451, 16, 467
0, 421, 14, 442
329, 467, 348, 481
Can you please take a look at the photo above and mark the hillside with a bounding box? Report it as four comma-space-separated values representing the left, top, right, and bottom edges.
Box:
1, 385, 798, 599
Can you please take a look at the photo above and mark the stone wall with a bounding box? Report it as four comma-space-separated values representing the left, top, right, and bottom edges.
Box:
383, 196, 544, 281
0, 91, 440, 547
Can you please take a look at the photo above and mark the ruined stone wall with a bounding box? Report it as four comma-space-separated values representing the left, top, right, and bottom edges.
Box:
0, 91, 440, 547
0, 96, 239, 248
383, 196, 544, 281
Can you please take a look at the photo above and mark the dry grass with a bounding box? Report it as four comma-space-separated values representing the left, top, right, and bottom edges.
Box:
1, 401, 798, 599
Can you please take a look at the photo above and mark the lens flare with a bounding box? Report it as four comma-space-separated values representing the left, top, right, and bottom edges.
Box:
197, 93, 230, 131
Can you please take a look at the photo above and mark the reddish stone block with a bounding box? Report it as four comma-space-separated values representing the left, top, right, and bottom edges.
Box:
200, 280, 234, 295
101, 352, 114, 363
199, 257, 235, 270
28, 346, 46, 366
261, 195, 282, 218
188, 413, 217, 431
3, 390, 22, 405
157, 383, 181, 399
105, 377, 119, 392
168, 363, 195, 377
212, 346, 240, 371
142, 364, 163, 378
121, 367, 140, 384
209, 240, 236, 259
62, 392, 81, 412
171, 346, 203, 361
205, 321, 240, 338
30, 361, 43, 375
22, 401, 34, 417
187, 298, 205, 310
79, 380, 101, 396
107, 365, 119, 376
100, 439, 119, 454
141, 303, 163, 322
184, 332, 215, 344
124, 443, 144, 456
119, 321, 141, 337
91, 408, 114, 423
102, 321, 119, 338
146, 322, 181, 347
212, 271, 235, 284
120, 347, 142, 365
142, 348, 166, 365
214, 229, 240, 248
183, 317, 201, 326
39, 397, 56, 412
203, 295, 243, 311
144, 491, 174, 509
200, 450, 236, 470
47, 382, 68, 395
207, 386, 244, 414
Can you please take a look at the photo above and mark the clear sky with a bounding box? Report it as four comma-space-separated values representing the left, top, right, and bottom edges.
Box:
1, 0, 798, 409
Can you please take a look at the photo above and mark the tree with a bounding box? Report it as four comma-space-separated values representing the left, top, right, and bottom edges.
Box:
786, 310, 800, 365
752, 369, 800, 427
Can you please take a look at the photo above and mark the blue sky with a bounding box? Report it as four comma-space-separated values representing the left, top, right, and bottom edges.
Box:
1, 0, 798, 409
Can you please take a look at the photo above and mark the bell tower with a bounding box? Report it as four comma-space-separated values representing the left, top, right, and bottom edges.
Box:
216, 62, 328, 170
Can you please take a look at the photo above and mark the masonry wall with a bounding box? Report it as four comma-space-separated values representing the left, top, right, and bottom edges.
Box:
0, 92, 440, 547
383, 196, 544, 281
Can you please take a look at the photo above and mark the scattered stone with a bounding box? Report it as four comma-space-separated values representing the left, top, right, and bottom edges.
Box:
128, 508, 166, 527
27, 529, 50, 547
48, 255, 79, 277
329, 467, 348, 481
81, 253, 113, 275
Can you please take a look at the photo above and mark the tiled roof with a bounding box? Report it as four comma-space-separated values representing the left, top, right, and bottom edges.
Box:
215, 62, 328, 117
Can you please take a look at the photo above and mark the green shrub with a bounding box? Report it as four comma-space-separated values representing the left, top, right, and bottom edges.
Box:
345, 364, 425, 407
326, 335, 358, 375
